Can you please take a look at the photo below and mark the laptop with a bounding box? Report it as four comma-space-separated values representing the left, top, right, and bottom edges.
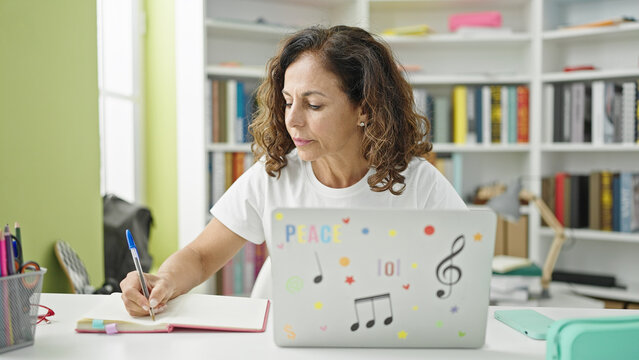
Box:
270, 208, 496, 348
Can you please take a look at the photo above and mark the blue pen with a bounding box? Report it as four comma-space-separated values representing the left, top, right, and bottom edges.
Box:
126, 229, 155, 321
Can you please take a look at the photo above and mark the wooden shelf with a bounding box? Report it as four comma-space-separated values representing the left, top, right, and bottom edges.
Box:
539, 227, 639, 244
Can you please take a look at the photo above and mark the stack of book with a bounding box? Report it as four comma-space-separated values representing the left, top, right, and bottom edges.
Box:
490, 256, 542, 305
413, 84, 529, 145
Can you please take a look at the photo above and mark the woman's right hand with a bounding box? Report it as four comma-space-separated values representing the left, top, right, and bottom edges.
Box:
120, 271, 174, 317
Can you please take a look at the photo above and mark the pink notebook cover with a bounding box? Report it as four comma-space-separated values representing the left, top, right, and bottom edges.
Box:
449, 11, 502, 32
76, 300, 270, 334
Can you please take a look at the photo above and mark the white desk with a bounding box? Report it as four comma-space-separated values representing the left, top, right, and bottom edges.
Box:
4, 293, 638, 360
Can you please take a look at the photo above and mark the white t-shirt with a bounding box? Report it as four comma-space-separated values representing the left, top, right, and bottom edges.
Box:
210, 149, 466, 298
211, 149, 466, 248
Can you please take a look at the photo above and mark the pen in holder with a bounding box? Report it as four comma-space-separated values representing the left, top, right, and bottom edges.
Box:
0, 269, 47, 354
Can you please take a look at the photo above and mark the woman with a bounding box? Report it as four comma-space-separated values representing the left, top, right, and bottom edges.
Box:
121, 25, 465, 316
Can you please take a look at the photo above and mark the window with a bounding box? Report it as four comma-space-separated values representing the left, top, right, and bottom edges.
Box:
97, 0, 144, 203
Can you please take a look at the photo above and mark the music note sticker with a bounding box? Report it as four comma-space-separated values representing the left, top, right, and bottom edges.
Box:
350, 293, 393, 331
313, 251, 323, 284
435, 235, 465, 299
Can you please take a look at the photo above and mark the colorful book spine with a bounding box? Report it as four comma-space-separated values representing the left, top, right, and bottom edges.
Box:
434, 96, 451, 143
475, 87, 483, 144
589, 172, 602, 230
500, 86, 509, 144
232, 152, 245, 182
490, 86, 501, 143
224, 152, 233, 189
482, 86, 491, 144
619, 172, 633, 233
590, 81, 605, 146
621, 82, 636, 144
508, 86, 517, 143
554, 172, 568, 226
517, 85, 529, 143
600, 171, 613, 231
453, 86, 467, 144
466, 86, 477, 144
236, 81, 246, 143
211, 79, 220, 142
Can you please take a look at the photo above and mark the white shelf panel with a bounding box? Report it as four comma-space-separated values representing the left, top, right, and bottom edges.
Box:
206, 143, 252, 152
369, 0, 530, 10
541, 143, 639, 152
540, 227, 639, 244
205, 18, 296, 39
205, 65, 265, 79
408, 74, 530, 85
542, 68, 639, 83
543, 23, 639, 42
433, 143, 531, 153
382, 32, 531, 45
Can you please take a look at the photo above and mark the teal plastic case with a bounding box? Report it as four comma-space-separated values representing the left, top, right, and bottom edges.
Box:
494, 309, 554, 340
546, 315, 639, 360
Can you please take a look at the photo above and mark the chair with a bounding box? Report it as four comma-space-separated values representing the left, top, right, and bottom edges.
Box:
54, 240, 95, 294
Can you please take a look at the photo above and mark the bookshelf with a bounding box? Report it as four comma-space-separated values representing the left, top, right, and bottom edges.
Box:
176, 0, 639, 293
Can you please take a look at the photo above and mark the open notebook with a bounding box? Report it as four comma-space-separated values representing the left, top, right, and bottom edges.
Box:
76, 293, 270, 333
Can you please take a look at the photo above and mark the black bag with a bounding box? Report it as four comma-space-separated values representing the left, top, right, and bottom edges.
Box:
102, 194, 153, 293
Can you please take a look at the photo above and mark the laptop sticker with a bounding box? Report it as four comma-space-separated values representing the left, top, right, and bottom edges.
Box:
435, 235, 465, 299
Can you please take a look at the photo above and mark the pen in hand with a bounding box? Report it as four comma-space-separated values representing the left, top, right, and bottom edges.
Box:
126, 229, 155, 321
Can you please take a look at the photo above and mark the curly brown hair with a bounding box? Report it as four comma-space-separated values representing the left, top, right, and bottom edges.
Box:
249, 25, 432, 195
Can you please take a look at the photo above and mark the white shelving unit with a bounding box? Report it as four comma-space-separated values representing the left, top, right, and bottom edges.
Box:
176, 0, 639, 290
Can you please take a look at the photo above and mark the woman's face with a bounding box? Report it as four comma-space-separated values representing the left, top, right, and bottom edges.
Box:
283, 53, 365, 163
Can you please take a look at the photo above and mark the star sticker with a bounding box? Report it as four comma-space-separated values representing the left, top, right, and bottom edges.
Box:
451, 305, 459, 314
397, 330, 407, 339
474, 232, 483, 242
345, 276, 355, 285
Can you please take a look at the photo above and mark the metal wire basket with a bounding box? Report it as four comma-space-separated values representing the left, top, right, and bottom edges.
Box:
0, 269, 47, 353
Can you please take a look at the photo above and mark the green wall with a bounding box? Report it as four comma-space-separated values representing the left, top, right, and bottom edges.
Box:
145, 0, 178, 268
0, 0, 103, 292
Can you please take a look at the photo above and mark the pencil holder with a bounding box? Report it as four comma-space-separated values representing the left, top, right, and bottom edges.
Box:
0, 269, 47, 354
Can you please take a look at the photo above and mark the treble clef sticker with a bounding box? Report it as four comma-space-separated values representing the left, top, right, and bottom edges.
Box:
435, 235, 465, 299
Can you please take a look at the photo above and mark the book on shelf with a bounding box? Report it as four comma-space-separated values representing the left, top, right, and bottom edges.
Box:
544, 170, 639, 233
207, 78, 258, 144
413, 84, 529, 145
467, 86, 477, 144
490, 85, 501, 143
453, 85, 467, 144
492, 215, 528, 258
554, 172, 569, 226
545, 79, 639, 144
570, 175, 589, 229
589, 171, 602, 230
433, 96, 451, 143
601, 171, 614, 231
517, 86, 529, 143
